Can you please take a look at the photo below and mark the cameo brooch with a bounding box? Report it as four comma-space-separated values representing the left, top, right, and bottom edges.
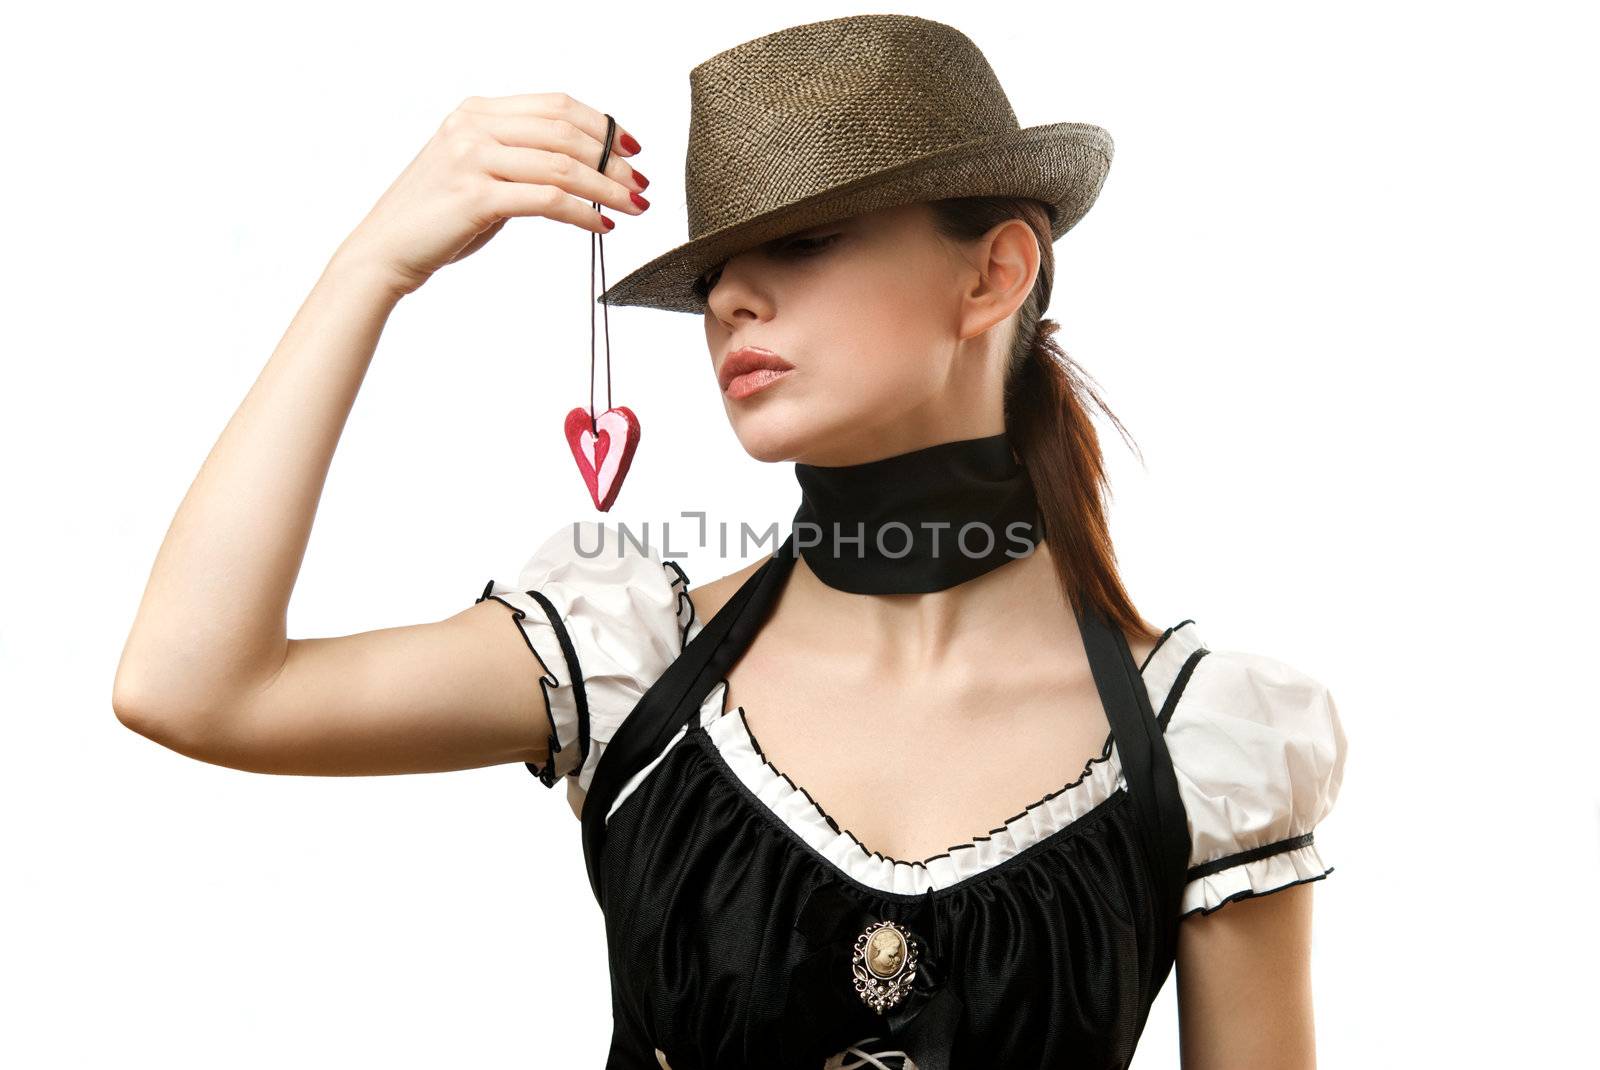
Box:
851, 919, 920, 1013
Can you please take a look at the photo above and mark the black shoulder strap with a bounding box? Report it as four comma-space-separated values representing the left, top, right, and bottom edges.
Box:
1078, 607, 1192, 954
579, 535, 798, 905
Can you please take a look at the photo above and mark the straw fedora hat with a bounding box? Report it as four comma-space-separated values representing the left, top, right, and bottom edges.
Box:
596, 13, 1113, 315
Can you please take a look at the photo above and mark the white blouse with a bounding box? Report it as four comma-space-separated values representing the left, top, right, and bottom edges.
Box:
477, 520, 1348, 918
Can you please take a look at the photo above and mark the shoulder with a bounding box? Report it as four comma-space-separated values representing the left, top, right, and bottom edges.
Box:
682, 553, 768, 634
1124, 628, 1159, 675
1143, 620, 1349, 919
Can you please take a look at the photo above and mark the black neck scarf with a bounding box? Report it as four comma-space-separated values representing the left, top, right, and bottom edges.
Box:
789, 432, 1043, 594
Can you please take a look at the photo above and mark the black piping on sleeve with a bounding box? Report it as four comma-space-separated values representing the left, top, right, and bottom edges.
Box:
525, 588, 590, 779
1155, 647, 1209, 733
1184, 830, 1317, 883
475, 582, 588, 788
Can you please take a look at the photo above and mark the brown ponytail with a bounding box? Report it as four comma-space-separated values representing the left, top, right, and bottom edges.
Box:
928, 196, 1159, 644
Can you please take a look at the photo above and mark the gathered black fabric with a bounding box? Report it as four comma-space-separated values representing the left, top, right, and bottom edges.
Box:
578, 519, 1193, 1069
789, 432, 1042, 594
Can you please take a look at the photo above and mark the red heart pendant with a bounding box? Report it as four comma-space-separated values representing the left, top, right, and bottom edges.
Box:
563, 406, 641, 512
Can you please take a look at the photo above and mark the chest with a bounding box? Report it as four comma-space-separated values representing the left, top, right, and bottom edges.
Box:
598, 736, 1152, 1070
722, 626, 1116, 863
589, 562, 1184, 1069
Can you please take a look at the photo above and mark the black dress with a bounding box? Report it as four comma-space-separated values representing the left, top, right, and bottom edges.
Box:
476, 522, 1347, 1070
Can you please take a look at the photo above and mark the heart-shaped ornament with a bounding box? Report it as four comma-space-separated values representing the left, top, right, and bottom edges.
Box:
564, 405, 641, 512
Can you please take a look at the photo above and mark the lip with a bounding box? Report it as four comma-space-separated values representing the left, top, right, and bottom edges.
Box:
719, 345, 796, 398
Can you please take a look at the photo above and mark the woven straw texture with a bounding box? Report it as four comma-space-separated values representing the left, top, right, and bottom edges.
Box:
597, 14, 1113, 315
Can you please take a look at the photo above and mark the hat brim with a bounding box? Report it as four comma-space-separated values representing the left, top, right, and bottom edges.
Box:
596, 121, 1113, 315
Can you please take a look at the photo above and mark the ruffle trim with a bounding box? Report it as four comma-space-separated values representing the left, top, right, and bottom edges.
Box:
1140, 618, 1197, 674
1180, 839, 1333, 917
702, 697, 1125, 896
476, 583, 569, 789
663, 558, 695, 647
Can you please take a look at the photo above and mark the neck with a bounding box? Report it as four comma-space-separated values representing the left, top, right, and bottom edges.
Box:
781, 531, 1067, 665
788, 432, 1042, 595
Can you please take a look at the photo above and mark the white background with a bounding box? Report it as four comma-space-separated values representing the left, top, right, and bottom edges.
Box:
3, 1, 1595, 1066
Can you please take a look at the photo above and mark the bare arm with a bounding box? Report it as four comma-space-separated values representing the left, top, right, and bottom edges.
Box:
111, 250, 542, 774
112, 92, 649, 774
1175, 881, 1319, 1069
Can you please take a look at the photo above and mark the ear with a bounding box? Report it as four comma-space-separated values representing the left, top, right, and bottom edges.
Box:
957, 218, 1041, 343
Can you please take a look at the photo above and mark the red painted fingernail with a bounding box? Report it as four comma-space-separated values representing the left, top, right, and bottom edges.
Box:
601, 215, 615, 230
620, 132, 642, 154
630, 192, 650, 210
632, 168, 650, 190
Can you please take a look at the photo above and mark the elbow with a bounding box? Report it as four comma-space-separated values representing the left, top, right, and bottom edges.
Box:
111, 666, 212, 754
113, 689, 234, 765
112, 680, 188, 749
112, 661, 156, 734
111, 644, 284, 765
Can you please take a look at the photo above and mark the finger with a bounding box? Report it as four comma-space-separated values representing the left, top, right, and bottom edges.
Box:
474, 113, 647, 193
458, 92, 641, 157
479, 143, 647, 216
484, 181, 615, 234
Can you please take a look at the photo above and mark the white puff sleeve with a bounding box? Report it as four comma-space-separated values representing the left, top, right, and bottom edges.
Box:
1165, 647, 1348, 918
474, 521, 695, 794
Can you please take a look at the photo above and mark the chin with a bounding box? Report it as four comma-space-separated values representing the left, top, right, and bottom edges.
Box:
728, 410, 824, 465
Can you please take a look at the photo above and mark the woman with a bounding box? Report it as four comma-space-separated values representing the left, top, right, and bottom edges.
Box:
113, 14, 1346, 1070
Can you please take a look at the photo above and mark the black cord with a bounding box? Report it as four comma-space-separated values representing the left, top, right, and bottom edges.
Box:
588, 114, 617, 436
